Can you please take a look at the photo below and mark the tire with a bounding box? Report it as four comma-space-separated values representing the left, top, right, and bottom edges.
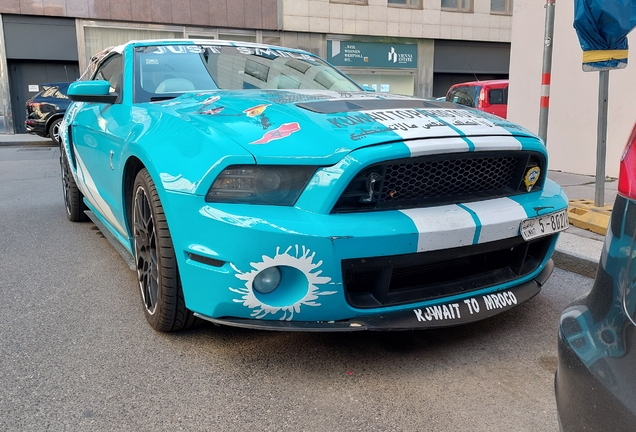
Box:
60, 147, 88, 222
132, 169, 198, 332
49, 118, 62, 144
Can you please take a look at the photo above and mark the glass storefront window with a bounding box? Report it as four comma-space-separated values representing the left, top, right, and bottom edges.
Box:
0, 107, 6, 133
347, 73, 415, 96
218, 33, 256, 42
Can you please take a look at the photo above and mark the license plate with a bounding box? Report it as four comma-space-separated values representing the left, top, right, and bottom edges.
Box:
521, 209, 569, 241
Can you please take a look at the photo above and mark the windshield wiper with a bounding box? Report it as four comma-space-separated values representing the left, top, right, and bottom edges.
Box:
150, 95, 177, 102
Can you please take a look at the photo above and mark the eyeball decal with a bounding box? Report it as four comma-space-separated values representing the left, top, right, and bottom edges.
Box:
229, 245, 337, 321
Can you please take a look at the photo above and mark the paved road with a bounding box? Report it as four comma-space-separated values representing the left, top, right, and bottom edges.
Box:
0, 146, 592, 431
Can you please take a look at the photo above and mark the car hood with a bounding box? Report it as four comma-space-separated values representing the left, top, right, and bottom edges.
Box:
153, 90, 537, 165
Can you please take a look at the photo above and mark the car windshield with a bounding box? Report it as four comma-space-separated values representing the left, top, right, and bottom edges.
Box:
134, 44, 361, 103
447, 86, 481, 108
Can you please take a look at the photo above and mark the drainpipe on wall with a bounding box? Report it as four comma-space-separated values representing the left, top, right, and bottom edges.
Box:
0, 15, 14, 134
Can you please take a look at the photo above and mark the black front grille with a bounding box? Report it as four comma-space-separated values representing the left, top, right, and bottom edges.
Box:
342, 235, 553, 308
332, 151, 544, 213
383, 156, 516, 201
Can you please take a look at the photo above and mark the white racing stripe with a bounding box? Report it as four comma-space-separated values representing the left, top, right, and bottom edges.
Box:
469, 136, 521, 151
74, 151, 127, 236
461, 198, 528, 243
400, 205, 476, 252
405, 138, 469, 156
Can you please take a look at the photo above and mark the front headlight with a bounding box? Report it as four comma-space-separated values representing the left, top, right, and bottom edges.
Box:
205, 165, 317, 205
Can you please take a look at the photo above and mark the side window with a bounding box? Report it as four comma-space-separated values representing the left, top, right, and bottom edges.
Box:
491, 0, 513, 15
41, 86, 57, 97
388, 0, 421, 8
441, 0, 473, 12
489, 89, 504, 105
93, 54, 123, 95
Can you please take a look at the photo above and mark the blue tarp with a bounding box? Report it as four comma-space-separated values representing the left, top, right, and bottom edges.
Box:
573, 0, 636, 70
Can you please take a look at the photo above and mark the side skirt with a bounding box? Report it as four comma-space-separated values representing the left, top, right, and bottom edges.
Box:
85, 210, 136, 271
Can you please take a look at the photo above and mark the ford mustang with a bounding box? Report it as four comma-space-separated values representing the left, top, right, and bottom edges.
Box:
59, 39, 569, 332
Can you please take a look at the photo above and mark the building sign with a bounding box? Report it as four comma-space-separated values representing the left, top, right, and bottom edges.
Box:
327, 41, 418, 69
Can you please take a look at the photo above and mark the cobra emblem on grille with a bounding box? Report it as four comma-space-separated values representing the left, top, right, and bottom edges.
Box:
361, 172, 382, 203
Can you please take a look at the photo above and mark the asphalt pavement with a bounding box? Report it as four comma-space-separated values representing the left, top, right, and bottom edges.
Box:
0, 137, 608, 431
0, 133, 613, 278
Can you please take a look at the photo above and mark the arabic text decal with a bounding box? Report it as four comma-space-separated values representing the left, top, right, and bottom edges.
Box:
328, 109, 495, 129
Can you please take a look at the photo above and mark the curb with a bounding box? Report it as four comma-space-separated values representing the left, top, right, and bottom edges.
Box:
553, 231, 603, 278
0, 141, 55, 147
552, 251, 598, 279
568, 199, 612, 236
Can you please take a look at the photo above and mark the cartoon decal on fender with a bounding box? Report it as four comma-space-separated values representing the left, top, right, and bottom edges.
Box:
202, 95, 221, 105
250, 122, 301, 144
229, 245, 337, 321
243, 104, 270, 117
197, 95, 224, 115
243, 104, 272, 130
201, 107, 225, 115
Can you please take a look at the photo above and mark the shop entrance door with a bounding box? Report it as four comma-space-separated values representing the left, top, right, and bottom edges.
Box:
8, 61, 79, 133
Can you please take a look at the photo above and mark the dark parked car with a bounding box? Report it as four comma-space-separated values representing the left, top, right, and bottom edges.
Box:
25, 82, 72, 143
555, 123, 636, 431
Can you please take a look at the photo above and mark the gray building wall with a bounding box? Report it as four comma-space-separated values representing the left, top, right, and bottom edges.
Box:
4, 15, 78, 61
0, 0, 280, 30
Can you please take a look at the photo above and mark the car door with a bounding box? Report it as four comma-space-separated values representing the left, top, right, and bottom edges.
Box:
70, 53, 133, 238
486, 85, 508, 119
621, 199, 636, 327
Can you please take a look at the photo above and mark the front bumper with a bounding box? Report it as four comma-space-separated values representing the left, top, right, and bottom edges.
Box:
196, 260, 552, 331
162, 175, 566, 328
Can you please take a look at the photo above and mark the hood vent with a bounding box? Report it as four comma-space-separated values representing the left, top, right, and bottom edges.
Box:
296, 98, 452, 114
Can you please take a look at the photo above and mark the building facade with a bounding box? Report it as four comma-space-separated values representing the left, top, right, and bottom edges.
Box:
508, 0, 634, 178
0, 0, 514, 134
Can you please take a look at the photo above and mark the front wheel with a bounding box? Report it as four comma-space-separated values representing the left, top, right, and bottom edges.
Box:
132, 169, 198, 332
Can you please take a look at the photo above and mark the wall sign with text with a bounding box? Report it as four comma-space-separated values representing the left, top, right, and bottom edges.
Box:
327, 41, 418, 69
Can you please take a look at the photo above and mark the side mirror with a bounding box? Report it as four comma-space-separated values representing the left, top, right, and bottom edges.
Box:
68, 80, 118, 104
362, 85, 376, 92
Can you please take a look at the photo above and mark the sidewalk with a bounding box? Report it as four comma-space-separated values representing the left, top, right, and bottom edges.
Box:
0, 133, 53, 146
548, 171, 614, 278
0, 134, 612, 278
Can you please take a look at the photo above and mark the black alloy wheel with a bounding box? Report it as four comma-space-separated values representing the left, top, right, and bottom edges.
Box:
60, 147, 88, 222
132, 169, 198, 332
134, 184, 159, 316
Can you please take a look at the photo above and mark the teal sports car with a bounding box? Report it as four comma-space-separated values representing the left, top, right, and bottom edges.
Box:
59, 40, 569, 332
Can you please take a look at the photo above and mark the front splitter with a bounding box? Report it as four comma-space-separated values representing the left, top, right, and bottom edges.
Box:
194, 260, 552, 332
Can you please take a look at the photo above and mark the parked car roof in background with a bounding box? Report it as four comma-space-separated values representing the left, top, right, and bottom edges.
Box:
446, 79, 509, 119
